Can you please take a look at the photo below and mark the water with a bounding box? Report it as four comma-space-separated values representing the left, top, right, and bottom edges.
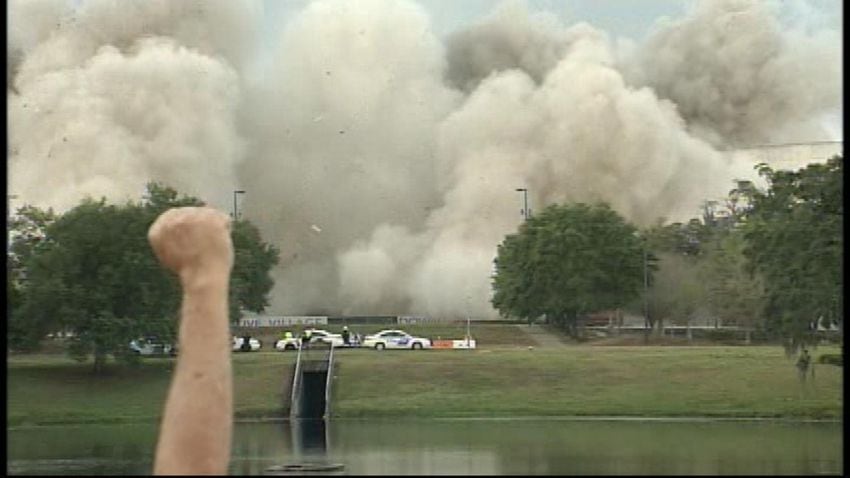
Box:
7, 418, 842, 475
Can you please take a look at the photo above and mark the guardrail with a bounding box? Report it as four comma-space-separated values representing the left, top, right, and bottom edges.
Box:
289, 341, 304, 419
324, 344, 334, 419
289, 341, 334, 419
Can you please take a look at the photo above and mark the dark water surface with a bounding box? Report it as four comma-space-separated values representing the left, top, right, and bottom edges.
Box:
7, 418, 842, 475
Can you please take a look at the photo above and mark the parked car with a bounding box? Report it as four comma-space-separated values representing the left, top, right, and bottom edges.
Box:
130, 336, 177, 356
302, 329, 344, 347
233, 335, 262, 352
275, 336, 301, 351
362, 329, 432, 350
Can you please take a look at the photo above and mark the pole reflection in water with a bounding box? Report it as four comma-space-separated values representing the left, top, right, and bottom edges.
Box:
263, 419, 344, 475
291, 418, 328, 460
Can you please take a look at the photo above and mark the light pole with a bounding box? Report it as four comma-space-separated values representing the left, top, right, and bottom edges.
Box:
232, 190, 246, 220
643, 247, 648, 323
7, 194, 18, 223
515, 188, 529, 220
643, 240, 650, 343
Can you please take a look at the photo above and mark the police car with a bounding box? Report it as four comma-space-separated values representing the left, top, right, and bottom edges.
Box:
274, 335, 301, 351
129, 336, 177, 356
302, 329, 345, 347
361, 329, 432, 350
233, 335, 262, 352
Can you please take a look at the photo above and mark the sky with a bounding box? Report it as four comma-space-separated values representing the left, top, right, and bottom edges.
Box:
262, 0, 842, 40
259, 1, 692, 50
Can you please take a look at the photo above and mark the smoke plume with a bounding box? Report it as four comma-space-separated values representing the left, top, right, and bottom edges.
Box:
8, 0, 260, 210
8, 0, 841, 318
620, 0, 842, 147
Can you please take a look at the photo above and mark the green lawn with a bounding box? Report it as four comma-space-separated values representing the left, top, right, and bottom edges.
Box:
7, 345, 842, 426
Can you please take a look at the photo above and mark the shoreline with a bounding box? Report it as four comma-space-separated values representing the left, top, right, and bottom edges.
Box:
9, 346, 842, 428
8, 413, 843, 429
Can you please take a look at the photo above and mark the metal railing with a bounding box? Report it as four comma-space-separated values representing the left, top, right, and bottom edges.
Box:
324, 344, 335, 419
289, 340, 334, 419
289, 341, 304, 419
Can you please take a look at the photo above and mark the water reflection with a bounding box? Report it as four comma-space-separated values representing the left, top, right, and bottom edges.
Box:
231, 419, 334, 475
7, 419, 843, 475
291, 419, 328, 459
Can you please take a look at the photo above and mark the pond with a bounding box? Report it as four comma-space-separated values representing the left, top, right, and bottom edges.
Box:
7, 418, 842, 475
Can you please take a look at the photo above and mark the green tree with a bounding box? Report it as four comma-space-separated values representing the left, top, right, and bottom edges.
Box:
742, 155, 842, 352
491, 203, 644, 338
229, 219, 280, 321
11, 183, 280, 373
645, 252, 705, 340
14, 198, 178, 372
640, 220, 712, 336
644, 218, 713, 257
699, 230, 767, 343
142, 182, 280, 322
8, 205, 58, 351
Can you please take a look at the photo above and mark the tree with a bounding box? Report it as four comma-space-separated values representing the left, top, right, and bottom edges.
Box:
640, 220, 712, 336
645, 252, 705, 340
8, 205, 58, 351
741, 155, 842, 352
228, 219, 280, 321
10, 183, 280, 373
491, 203, 644, 337
13, 198, 178, 372
699, 230, 767, 343
644, 218, 713, 257
143, 182, 280, 322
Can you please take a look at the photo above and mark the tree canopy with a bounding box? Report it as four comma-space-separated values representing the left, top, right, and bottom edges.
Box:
699, 230, 766, 343
741, 155, 842, 351
491, 202, 644, 336
644, 252, 705, 336
8, 183, 280, 373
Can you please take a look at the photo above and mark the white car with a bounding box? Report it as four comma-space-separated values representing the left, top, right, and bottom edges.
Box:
129, 336, 176, 356
362, 329, 432, 350
275, 336, 301, 351
233, 336, 262, 352
302, 329, 344, 347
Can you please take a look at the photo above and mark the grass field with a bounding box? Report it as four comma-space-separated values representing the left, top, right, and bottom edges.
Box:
7, 337, 842, 426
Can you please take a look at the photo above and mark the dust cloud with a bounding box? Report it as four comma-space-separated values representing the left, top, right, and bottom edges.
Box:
8, 0, 841, 318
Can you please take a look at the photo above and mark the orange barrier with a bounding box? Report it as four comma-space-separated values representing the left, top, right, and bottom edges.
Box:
432, 340, 454, 349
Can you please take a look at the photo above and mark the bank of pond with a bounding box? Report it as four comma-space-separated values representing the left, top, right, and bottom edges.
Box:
7, 345, 841, 427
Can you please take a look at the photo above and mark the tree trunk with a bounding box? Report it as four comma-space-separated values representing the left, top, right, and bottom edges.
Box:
93, 353, 106, 375
654, 318, 664, 337
565, 313, 579, 339
614, 309, 621, 335
92, 347, 107, 375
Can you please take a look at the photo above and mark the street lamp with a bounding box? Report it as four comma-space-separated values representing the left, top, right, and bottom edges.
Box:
642, 238, 651, 343
643, 246, 649, 326
515, 188, 530, 220
7, 194, 18, 221
232, 190, 246, 220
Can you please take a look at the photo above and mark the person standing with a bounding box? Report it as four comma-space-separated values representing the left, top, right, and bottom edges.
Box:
342, 326, 351, 346
302, 329, 313, 349
797, 348, 812, 383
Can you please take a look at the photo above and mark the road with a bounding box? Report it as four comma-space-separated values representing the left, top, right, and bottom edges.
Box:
519, 324, 569, 348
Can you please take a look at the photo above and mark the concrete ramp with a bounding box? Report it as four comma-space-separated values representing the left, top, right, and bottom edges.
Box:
289, 343, 335, 419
